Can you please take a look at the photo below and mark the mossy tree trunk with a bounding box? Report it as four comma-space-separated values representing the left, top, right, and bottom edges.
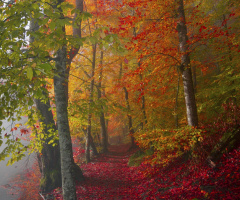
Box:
35, 98, 62, 193
30, 16, 62, 194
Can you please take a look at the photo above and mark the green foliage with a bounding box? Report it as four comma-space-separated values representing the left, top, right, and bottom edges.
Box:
197, 64, 240, 121
134, 127, 204, 165
128, 149, 154, 166
0, 0, 90, 163
0, 136, 27, 165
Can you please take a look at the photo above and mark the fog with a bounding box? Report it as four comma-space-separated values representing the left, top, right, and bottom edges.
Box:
0, 117, 34, 200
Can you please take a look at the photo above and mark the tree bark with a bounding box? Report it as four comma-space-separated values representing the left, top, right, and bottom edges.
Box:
54, 45, 78, 200
82, 128, 98, 156
86, 44, 97, 163
123, 87, 135, 147
97, 51, 108, 153
35, 98, 62, 193
139, 72, 147, 129
176, 0, 198, 127
53, 1, 85, 198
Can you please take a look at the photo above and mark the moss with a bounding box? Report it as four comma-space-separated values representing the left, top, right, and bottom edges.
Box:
128, 148, 154, 166
50, 169, 61, 185
40, 168, 61, 193
40, 176, 47, 187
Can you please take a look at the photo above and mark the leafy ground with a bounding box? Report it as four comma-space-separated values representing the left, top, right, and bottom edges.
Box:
50, 144, 240, 200
5, 143, 240, 199
52, 144, 146, 199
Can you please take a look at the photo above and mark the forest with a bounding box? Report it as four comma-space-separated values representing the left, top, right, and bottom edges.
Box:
0, 0, 239, 199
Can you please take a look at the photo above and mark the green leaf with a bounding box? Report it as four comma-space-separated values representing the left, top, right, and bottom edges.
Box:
27, 68, 33, 80
81, 12, 92, 20
39, 63, 52, 71
109, 36, 114, 42
35, 88, 42, 98
89, 36, 97, 44
32, 3, 39, 10
49, 21, 56, 31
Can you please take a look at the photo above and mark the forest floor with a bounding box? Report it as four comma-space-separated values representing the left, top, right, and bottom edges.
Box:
50, 143, 240, 200
7, 143, 239, 199
52, 143, 147, 199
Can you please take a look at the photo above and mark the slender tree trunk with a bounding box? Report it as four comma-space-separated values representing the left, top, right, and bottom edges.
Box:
89, 132, 99, 155
139, 72, 147, 129
176, 0, 198, 127
133, 26, 147, 129
119, 63, 135, 147
86, 44, 97, 163
54, 45, 77, 200
97, 51, 108, 153
82, 128, 98, 156
123, 87, 135, 147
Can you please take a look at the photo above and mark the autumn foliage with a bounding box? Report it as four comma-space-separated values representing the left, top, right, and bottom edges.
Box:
1, 0, 240, 199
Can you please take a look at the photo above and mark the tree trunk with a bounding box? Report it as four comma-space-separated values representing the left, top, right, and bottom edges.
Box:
207, 128, 240, 168
86, 44, 97, 163
133, 26, 147, 129
176, 0, 198, 127
123, 87, 135, 147
35, 94, 84, 193
35, 98, 62, 193
54, 45, 78, 199
30, 16, 61, 193
139, 73, 147, 129
97, 51, 108, 153
82, 128, 98, 156
119, 63, 135, 146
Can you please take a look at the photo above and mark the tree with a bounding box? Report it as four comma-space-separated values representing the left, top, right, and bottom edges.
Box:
0, 0, 87, 198
53, 0, 87, 198
97, 50, 108, 153
29, 18, 62, 193
86, 44, 97, 163
176, 0, 198, 127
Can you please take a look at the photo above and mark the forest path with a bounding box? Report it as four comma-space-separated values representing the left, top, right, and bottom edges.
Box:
75, 143, 144, 200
